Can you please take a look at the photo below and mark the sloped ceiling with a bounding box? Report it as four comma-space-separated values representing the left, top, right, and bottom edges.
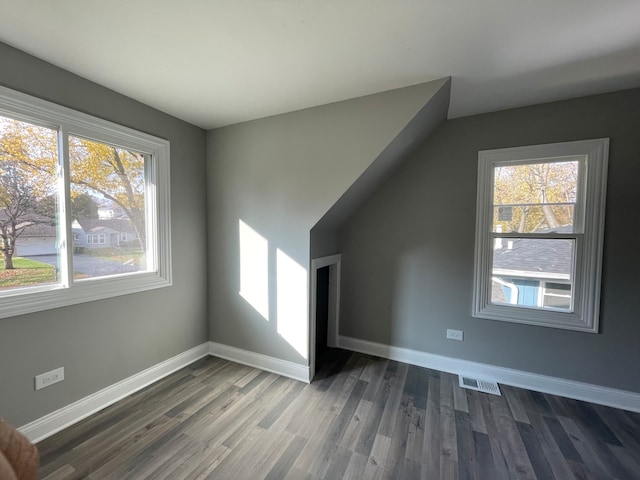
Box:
313, 78, 451, 236
0, 1, 639, 129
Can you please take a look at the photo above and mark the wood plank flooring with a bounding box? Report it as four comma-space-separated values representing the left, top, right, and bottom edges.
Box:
37, 350, 640, 479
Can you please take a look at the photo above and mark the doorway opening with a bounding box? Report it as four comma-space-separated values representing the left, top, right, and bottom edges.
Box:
316, 265, 330, 364
310, 254, 341, 381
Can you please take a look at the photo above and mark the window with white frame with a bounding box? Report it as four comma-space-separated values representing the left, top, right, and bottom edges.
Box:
472, 139, 608, 332
91, 234, 106, 245
0, 85, 171, 319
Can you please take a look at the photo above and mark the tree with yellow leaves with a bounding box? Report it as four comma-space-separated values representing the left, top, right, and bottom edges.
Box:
0, 114, 146, 270
0, 117, 57, 269
493, 161, 578, 234
69, 136, 146, 250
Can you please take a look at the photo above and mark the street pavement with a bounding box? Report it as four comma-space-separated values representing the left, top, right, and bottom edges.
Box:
26, 254, 141, 277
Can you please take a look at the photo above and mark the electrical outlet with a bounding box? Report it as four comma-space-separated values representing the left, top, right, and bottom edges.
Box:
35, 367, 64, 390
446, 329, 464, 341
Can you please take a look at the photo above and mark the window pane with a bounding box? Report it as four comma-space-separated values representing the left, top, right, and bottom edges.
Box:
493, 161, 578, 233
0, 115, 61, 291
493, 205, 575, 234
69, 136, 147, 280
542, 282, 572, 309
491, 238, 574, 311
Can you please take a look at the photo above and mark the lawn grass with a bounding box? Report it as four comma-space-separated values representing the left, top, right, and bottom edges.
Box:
0, 257, 57, 288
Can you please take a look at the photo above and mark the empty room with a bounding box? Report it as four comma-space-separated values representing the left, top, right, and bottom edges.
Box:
0, 1, 639, 479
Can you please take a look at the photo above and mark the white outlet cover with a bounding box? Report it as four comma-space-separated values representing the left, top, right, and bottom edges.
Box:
35, 367, 64, 390
446, 329, 464, 341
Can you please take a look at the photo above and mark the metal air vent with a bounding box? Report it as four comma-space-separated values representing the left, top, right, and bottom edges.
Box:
459, 375, 501, 395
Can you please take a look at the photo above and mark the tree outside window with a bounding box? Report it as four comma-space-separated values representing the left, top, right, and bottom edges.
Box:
0, 84, 171, 318
473, 139, 608, 332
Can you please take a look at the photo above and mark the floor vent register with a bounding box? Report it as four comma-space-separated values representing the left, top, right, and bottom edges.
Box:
458, 375, 501, 396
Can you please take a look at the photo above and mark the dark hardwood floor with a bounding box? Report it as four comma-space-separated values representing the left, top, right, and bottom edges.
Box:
37, 350, 640, 479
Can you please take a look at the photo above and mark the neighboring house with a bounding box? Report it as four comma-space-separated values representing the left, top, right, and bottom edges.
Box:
492, 226, 573, 310
0, 211, 57, 256
72, 219, 138, 250
14, 222, 58, 256
3, 218, 137, 256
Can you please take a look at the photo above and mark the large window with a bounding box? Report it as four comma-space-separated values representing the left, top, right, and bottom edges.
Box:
472, 139, 608, 332
0, 85, 171, 318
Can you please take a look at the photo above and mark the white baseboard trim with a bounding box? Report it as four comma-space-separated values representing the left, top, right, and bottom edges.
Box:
19, 343, 210, 443
209, 342, 310, 383
338, 335, 640, 413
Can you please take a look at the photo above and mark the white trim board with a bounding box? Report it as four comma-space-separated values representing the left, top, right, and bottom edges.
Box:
309, 254, 342, 382
18, 343, 210, 443
18, 342, 309, 443
338, 335, 640, 413
209, 342, 310, 383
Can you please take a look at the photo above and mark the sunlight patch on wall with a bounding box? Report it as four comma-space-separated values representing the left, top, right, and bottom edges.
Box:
239, 219, 269, 320
276, 248, 308, 359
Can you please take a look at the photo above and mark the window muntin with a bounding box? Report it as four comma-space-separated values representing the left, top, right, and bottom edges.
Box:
473, 139, 608, 332
0, 85, 171, 319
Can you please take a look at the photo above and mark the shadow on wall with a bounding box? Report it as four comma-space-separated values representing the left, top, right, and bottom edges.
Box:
238, 219, 308, 359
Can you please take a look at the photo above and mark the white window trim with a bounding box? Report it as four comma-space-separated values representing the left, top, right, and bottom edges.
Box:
472, 138, 608, 332
0, 85, 172, 319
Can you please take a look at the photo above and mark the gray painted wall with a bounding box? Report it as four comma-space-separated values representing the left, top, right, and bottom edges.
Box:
339, 88, 640, 392
311, 79, 451, 260
0, 43, 209, 426
206, 80, 447, 365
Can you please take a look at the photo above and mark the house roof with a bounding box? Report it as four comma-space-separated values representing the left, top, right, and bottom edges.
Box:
0, 212, 57, 237
74, 219, 136, 234
492, 226, 573, 278
0, 2, 638, 129
15, 222, 57, 237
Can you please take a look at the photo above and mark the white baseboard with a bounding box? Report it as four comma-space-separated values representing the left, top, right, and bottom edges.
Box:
209, 342, 310, 383
22, 336, 634, 444
338, 335, 640, 413
19, 343, 210, 443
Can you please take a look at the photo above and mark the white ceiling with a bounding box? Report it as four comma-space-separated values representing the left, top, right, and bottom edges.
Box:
1, 1, 639, 130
